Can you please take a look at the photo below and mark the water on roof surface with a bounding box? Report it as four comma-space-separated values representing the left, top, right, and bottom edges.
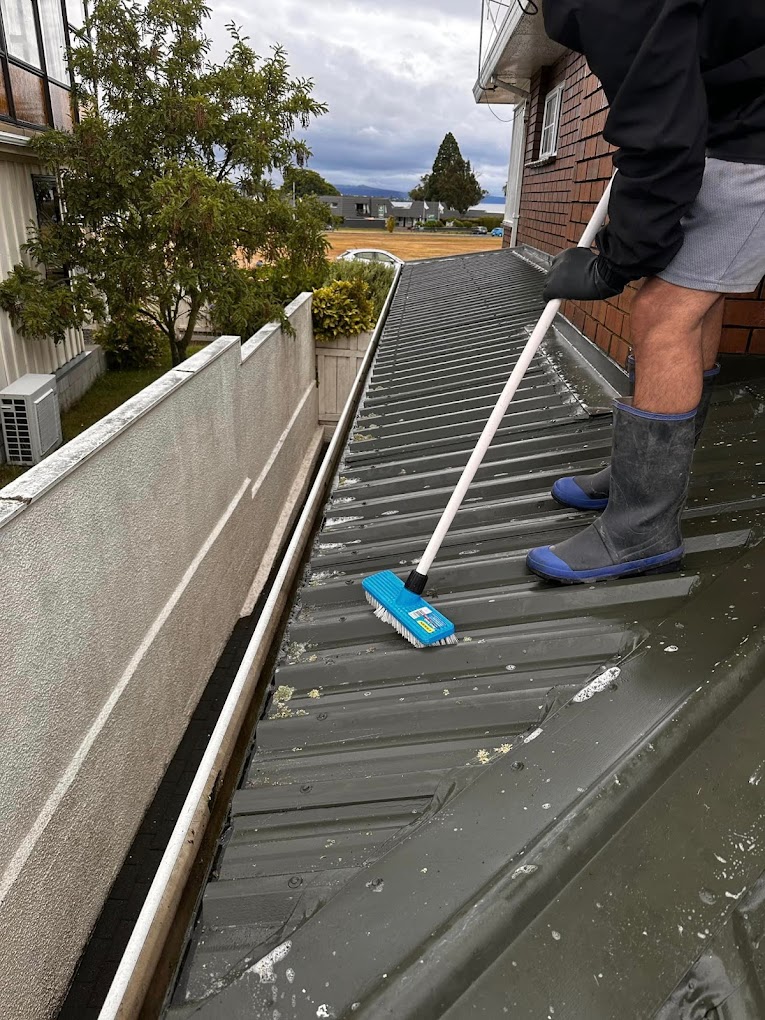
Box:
168, 249, 765, 1020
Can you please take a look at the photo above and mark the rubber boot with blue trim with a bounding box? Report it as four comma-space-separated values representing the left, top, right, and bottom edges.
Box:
527, 399, 696, 583
552, 362, 719, 512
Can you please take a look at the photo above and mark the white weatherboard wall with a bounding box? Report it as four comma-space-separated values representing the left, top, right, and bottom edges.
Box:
0, 156, 84, 390
0, 293, 321, 1019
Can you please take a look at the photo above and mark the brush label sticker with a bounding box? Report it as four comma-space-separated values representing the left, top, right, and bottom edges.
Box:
409, 605, 446, 634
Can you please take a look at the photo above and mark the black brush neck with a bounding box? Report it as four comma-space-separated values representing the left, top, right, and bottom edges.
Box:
404, 570, 428, 595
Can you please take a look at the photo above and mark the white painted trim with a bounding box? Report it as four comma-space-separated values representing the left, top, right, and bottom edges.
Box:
505, 100, 527, 247
539, 84, 564, 159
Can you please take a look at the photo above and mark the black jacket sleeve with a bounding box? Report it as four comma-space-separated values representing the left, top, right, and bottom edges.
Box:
544, 0, 708, 283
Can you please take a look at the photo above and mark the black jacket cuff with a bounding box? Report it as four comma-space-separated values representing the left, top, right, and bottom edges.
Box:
595, 255, 633, 292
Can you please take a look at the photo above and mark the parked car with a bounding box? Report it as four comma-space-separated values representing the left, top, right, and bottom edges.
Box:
336, 249, 404, 266
472, 225, 488, 235
491, 227, 505, 237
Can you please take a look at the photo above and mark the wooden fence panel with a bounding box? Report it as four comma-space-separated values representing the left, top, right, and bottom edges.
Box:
316, 331, 372, 429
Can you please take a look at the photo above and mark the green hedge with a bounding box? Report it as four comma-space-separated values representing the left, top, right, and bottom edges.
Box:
312, 278, 375, 343
313, 260, 395, 342
325, 260, 394, 318
472, 214, 504, 229
95, 316, 164, 370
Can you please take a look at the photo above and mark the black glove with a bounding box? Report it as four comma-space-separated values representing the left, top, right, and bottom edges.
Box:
542, 247, 629, 302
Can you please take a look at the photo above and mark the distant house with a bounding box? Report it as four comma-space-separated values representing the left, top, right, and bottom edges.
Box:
474, 3, 765, 366
317, 194, 471, 229
0, 0, 102, 403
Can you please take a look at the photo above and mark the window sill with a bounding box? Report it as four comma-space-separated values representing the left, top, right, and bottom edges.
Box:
525, 155, 557, 169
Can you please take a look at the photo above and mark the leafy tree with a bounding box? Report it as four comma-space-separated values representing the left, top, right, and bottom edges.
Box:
0, 263, 103, 345
386, 216, 395, 233
409, 176, 428, 201
210, 193, 329, 341
421, 133, 486, 214
282, 166, 340, 198
0, 0, 329, 367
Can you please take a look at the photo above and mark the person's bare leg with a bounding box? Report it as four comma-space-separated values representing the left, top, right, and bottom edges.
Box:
631, 278, 723, 414
701, 294, 725, 370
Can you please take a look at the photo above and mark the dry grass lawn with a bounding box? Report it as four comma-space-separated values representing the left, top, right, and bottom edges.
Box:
326, 229, 503, 262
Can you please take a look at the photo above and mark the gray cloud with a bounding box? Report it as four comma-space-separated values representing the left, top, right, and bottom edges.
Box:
208, 0, 514, 195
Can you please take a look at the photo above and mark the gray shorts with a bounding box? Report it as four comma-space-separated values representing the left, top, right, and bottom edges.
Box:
658, 157, 765, 294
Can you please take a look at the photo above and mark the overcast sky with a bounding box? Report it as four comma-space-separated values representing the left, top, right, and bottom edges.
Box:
207, 0, 513, 196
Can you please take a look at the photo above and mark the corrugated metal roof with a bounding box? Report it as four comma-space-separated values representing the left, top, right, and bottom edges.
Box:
168, 249, 765, 1019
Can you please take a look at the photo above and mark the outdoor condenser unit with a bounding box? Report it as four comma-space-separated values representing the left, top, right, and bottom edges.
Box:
0, 373, 62, 466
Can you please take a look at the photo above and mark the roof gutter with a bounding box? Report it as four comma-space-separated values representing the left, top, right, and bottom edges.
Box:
96, 263, 403, 1020
0, 130, 30, 147
474, 1, 525, 103
0, 129, 37, 160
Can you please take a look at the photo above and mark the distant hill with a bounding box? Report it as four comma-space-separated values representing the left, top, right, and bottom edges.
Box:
334, 184, 505, 205
335, 184, 410, 199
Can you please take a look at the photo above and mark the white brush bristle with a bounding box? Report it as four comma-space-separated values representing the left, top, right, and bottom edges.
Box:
365, 592, 457, 648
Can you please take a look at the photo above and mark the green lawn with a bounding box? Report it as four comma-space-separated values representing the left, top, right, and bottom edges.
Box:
0, 341, 206, 491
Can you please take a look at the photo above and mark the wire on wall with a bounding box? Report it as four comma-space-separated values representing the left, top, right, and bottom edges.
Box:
486, 102, 515, 124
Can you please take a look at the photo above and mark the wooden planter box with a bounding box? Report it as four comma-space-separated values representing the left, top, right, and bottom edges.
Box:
315, 330, 372, 435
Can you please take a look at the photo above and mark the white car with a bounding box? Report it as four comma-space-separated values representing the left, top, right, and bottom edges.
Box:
336, 248, 404, 266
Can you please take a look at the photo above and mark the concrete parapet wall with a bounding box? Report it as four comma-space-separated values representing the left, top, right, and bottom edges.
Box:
0, 293, 321, 1018
54, 344, 107, 412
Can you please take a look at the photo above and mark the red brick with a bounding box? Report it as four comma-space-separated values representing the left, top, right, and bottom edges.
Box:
725, 300, 765, 328
719, 327, 751, 354
570, 306, 586, 332
595, 322, 613, 353
605, 302, 625, 336
517, 51, 765, 361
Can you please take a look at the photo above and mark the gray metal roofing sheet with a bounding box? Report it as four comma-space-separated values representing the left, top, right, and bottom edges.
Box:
169, 249, 765, 1019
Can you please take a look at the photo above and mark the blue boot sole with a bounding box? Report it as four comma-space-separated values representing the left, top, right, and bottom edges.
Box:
551, 477, 608, 512
526, 545, 684, 584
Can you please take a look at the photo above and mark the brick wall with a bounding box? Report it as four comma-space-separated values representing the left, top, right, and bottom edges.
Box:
513, 53, 765, 365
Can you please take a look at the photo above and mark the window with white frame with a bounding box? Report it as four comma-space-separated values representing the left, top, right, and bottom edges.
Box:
539, 84, 563, 159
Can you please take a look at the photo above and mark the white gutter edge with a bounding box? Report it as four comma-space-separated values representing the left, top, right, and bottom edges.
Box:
473, 2, 524, 102
0, 130, 31, 147
97, 262, 403, 1020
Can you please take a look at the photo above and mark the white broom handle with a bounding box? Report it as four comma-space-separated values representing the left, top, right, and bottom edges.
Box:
415, 175, 616, 578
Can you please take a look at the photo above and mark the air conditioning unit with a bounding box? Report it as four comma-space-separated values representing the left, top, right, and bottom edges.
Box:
1, 373, 62, 466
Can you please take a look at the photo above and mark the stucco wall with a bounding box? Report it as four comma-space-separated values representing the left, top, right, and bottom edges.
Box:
0, 293, 322, 1019
0, 155, 84, 390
